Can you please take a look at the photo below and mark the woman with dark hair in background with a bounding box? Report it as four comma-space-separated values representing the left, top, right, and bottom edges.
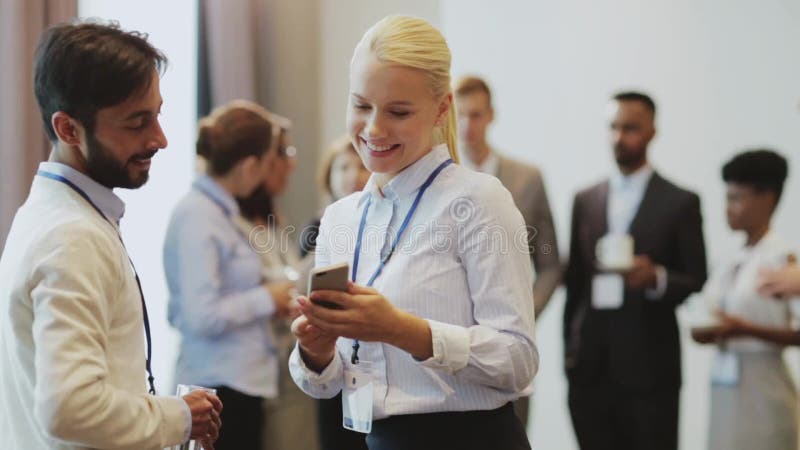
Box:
300, 134, 370, 258
164, 100, 296, 450
235, 112, 321, 450
691, 149, 798, 450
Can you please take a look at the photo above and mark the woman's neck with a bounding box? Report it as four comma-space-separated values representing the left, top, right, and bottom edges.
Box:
373, 172, 395, 191
373, 147, 436, 191
211, 173, 240, 197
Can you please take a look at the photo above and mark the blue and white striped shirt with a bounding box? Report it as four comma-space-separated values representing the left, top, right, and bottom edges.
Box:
289, 144, 538, 419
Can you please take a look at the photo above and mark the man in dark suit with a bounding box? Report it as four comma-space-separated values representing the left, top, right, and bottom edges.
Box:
455, 76, 561, 429
564, 92, 707, 450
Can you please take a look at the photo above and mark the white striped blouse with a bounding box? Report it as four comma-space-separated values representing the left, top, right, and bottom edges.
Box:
289, 144, 538, 419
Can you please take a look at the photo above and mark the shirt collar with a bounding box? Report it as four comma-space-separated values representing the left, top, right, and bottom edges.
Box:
743, 229, 777, 253
359, 144, 451, 206
459, 148, 499, 176
193, 175, 240, 217
610, 163, 653, 192
38, 161, 126, 224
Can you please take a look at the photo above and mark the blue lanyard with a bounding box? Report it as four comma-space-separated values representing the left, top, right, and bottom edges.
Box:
37, 170, 157, 395
349, 158, 453, 364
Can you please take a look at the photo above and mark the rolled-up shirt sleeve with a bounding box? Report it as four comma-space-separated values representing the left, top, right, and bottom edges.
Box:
288, 344, 344, 399
417, 179, 539, 394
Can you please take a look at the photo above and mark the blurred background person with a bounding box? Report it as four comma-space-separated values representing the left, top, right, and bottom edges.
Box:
235, 112, 320, 450
454, 75, 561, 429
299, 134, 371, 450
759, 262, 800, 298
164, 100, 295, 450
691, 149, 798, 450
563, 92, 707, 450
300, 134, 370, 259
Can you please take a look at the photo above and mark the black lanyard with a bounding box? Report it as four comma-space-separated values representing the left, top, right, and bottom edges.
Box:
37, 170, 157, 395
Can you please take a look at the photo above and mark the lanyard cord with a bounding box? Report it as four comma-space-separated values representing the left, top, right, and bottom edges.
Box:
349, 158, 453, 364
37, 170, 157, 394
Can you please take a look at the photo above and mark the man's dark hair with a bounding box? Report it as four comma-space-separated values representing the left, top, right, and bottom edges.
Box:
613, 91, 656, 117
722, 149, 789, 203
34, 21, 167, 142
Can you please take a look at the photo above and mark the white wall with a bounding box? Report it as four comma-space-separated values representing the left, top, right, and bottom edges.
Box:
256, 0, 322, 229
441, 1, 800, 449
78, 0, 198, 394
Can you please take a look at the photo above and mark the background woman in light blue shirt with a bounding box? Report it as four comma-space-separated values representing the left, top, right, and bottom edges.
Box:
289, 16, 538, 450
164, 100, 295, 450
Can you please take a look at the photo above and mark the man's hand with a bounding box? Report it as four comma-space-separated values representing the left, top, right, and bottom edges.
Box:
183, 390, 223, 449
624, 255, 658, 291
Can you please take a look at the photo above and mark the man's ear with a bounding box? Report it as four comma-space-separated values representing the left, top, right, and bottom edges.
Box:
51, 112, 84, 146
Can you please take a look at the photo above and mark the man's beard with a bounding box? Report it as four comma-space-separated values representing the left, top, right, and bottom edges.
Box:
614, 145, 646, 169
85, 133, 149, 189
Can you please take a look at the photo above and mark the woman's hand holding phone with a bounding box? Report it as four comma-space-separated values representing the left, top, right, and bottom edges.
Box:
291, 311, 338, 373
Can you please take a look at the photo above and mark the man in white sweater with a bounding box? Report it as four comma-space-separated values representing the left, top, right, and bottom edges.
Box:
0, 22, 222, 449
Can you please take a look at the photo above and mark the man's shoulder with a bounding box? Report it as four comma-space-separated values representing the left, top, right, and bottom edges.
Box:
650, 172, 700, 205
0, 206, 122, 300
496, 153, 542, 181
575, 179, 607, 201
12, 198, 120, 263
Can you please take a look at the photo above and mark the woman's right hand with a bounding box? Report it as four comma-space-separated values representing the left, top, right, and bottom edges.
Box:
291, 308, 338, 373
266, 281, 298, 318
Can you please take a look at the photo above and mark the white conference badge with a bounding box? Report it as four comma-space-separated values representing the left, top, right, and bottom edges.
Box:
591, 274, 625, 309
342, 361, 374, 434
711, 350, 740, 387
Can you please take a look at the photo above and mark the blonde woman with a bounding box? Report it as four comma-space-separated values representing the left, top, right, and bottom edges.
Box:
289, 16, 537, 450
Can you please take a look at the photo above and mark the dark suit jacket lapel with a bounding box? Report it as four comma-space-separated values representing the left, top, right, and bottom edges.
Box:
627, 171, 665, 246
590, 181, 609, 243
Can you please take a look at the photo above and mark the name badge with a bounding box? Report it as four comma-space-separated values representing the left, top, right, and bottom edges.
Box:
592, 274, 624, 309
711, 351, 740, 387
342, 362, 374, 434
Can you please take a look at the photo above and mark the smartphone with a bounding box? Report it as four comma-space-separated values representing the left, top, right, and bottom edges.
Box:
307, 262, 350, 309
